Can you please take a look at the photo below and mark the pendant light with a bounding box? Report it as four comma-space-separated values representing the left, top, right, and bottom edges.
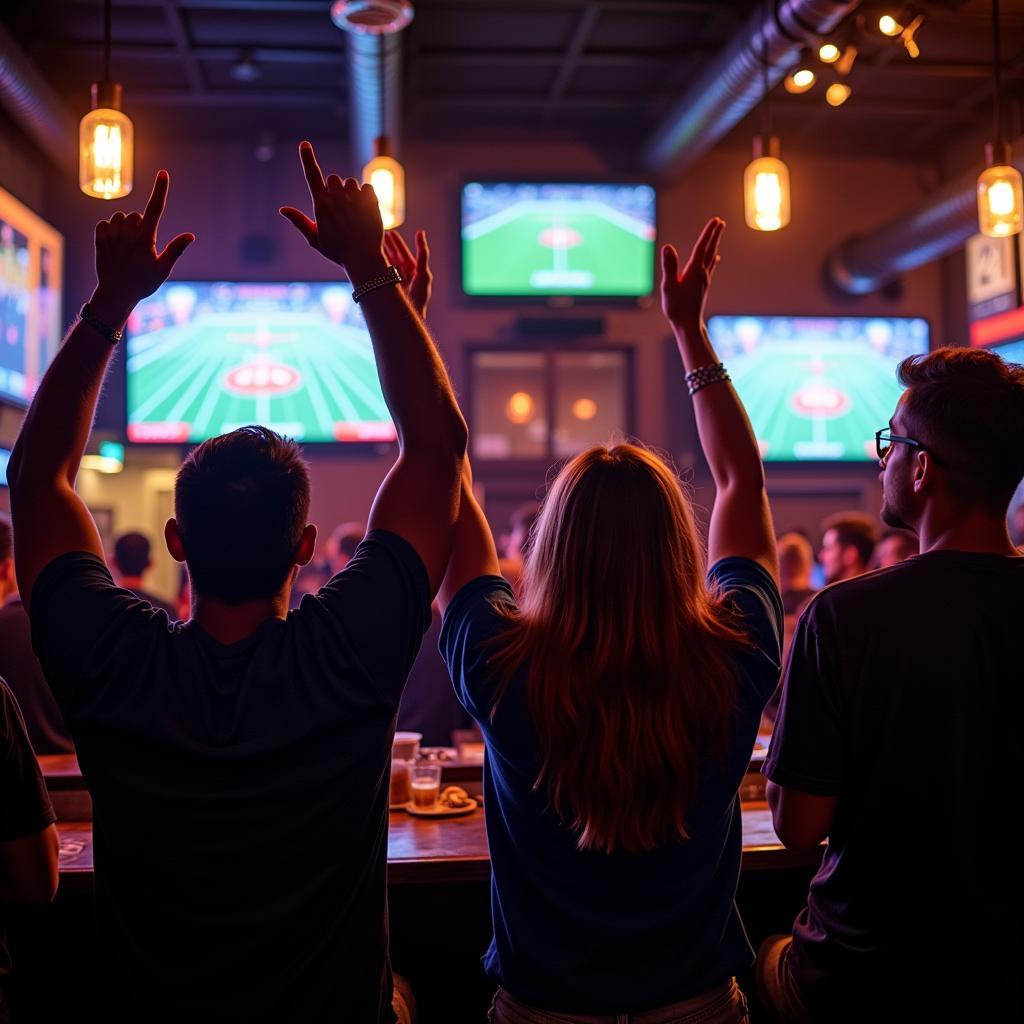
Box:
744, 1, 790, 232
79, 0, 133, 200
361, 34, 405, 228
978, 0, 1022, 237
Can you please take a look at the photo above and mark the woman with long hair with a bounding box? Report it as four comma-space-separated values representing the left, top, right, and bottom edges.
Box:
438, 219, 781, 1023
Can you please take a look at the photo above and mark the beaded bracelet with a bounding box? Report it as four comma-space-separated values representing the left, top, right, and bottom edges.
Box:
685, 362, 730, 396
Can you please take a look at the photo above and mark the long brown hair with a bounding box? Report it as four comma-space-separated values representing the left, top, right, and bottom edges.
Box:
489, 443, 749, 855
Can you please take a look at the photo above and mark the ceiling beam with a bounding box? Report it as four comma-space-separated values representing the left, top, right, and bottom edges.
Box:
161, 0, 204, 94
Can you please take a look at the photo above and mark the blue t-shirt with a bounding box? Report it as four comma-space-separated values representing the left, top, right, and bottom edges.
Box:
440, 557, 782, 1014
30, 530, 430, 1024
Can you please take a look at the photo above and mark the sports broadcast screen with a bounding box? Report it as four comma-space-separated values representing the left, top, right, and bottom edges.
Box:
706, 315, 930, 462
125, 282, 395, 444
461, 181, 656, 297
0, 186, 64, 407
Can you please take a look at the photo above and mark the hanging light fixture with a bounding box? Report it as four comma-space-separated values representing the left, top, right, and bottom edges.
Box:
79, 0, 133, 199
784, 66, 816, 94
363, 135, 405, 229
744, 1, 790, 232
818, 42, 841, 63
978, 0, 1022, 237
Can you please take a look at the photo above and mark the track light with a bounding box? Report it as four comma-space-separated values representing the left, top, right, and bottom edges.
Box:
879, 14, 902, 36
826, 82, 852, 107
818, 42, 840, 63
784, 68, 816, 93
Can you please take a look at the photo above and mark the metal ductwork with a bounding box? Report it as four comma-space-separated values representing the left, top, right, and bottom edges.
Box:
826, 153, 1012, 295
0, 23, 77, 177
643, 0, 861, 177
331, 1, 413, 171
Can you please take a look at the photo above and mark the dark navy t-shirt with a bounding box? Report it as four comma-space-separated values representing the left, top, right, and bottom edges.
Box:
765, 552, 1024, 1021
30, 530, 430, 1024
441, 557, 782, 1014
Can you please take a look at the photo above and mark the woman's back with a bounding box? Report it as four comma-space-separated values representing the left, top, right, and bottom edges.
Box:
440, 557, 781, 1013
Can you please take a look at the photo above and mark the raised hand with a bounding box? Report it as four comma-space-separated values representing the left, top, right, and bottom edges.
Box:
383, 229, 432, 319
280, 141, 386, 282
94, 171, 195, 311
660, 217, 725, 333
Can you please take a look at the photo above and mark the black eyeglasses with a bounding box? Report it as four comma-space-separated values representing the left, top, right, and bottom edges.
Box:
875, 429, 950, 469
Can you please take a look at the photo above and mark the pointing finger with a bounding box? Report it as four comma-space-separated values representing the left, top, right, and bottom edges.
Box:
142, 170, 169, 237
298, 141, 326, 203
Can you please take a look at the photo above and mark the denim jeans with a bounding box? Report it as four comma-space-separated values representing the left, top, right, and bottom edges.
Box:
488, 979, 750, 1024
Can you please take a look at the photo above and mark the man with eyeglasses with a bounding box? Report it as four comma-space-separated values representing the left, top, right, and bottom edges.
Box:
757, 347, 1024, 1023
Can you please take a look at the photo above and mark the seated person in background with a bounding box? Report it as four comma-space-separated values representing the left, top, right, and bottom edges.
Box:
439, 219, 780, 1023
870, 527, 918, 569
762, 532, 818, 726
7, 148, 466, 1023
777, 532, 817, 621
759, 348, 1024, 1022
497, 501, 539, 599
0, 518, 72, 754
326, 521, 366, 575
0, 677, 59, 1024
111, 531, 176, 616
816, 511, 877, 585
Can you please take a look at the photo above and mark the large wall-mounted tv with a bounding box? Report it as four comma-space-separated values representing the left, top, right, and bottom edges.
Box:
0, 186, 64, 407
991, 338, 1024, 365
706, 315, 930, 462
125, 282, 395, 444
461, 181, 656, 298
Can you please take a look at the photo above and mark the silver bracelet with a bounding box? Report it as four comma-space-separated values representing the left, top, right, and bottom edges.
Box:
685, 362, 730, 396
351, 265, 402, 304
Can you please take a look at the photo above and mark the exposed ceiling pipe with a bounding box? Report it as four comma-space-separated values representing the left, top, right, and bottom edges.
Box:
331, 1, 413, 172
825, 156, 996, 294
0, 22, 77, 177
643, 0, 861, 178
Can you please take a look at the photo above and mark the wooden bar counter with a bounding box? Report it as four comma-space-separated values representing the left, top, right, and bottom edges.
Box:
55, 803, 818, 895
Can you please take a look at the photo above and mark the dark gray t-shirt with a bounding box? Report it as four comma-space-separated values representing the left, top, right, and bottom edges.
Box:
30, 530, 430, 1024
765, 551, 1024, 1020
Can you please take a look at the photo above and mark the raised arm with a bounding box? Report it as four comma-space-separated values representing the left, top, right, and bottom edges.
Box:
660, 219, 778, 582
280, 143, 466, 591
437, 458, 501, 615
8, 172, 194, 607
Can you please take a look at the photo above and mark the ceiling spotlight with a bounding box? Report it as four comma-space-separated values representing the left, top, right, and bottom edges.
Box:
784, 68, 816, 93
879, 14, 902, 36
826, 82, 852, 107
818, 42, 840, 63
231, 50, 261, 82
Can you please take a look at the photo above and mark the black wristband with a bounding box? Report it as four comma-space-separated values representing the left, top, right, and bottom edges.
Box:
351, 265, 402, 304
79, 303, 124, 345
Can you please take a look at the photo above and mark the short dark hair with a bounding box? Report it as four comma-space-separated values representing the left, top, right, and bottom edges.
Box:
0, 516, 10, 563
821, 511, 878, 567
898, 347, 1024, 514
174, 426, 310, 604
113, 532, 151, 578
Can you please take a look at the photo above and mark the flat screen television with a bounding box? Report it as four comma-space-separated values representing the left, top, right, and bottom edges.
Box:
461, 181, 656, 298
706, 315, 930, 462
125, 281, 395, 444
990, 338, 1024, 364
0, 185, 64, 407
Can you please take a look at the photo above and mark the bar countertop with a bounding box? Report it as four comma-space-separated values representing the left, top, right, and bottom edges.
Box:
55, 802, 819, 895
